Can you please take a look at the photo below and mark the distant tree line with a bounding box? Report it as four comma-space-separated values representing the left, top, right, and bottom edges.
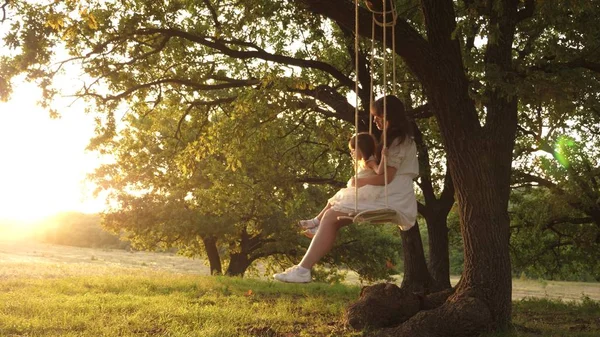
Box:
37, 212, 129, 250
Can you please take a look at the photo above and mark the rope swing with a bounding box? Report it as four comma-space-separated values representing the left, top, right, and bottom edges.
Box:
338, 0, 400, 225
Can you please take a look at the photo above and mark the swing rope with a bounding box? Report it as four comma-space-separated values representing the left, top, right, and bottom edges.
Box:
354, 0, 360, 213
382, 0, 388, 207
342, 0, 399, 225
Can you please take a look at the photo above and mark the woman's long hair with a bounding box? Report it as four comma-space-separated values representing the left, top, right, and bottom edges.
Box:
371, 95, 413, 146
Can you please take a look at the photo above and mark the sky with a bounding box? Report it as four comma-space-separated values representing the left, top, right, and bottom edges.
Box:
0, 80, 106, 224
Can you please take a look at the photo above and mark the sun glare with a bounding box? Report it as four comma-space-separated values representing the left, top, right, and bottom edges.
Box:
0, 82, 105, 233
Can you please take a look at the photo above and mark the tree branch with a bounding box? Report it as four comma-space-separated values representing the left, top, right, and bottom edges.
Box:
137, 28, 355, 90
408, 103, 432, 119
82, 77, 259, 103
202, 0, 221, 32
547, 216, 594, 227
514, 171, 560, 190
294, 0, 435, 81
421, 0, 459, 48
288, 84, 356, 124
529, 58, 600, 75
1, 0, 8, 23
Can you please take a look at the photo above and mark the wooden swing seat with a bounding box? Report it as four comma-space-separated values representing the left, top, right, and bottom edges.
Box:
337, 208, 398, 224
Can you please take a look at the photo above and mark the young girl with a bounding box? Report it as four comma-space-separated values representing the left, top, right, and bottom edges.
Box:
298, 132, 386, 238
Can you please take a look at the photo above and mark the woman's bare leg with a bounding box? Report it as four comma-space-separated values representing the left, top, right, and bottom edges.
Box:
299, 209, 351, 269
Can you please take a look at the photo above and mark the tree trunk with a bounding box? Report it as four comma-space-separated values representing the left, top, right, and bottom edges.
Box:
449, 141, 514, 330
413, 122, 454, 291
424, 212, 451, 290
201, 236, 222, 275
399, 221, 433, 294
225, 252, 250, 277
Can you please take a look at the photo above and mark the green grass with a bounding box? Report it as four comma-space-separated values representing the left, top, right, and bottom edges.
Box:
1, 273, 599, 337
1, 240, 599, 336
0, 273, 362, 337
482, 296, 600, 337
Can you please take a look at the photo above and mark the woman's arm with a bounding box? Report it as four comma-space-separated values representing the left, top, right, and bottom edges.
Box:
352, 166, 397, 187
366, 160, 379, 173
374, 147, 389, 175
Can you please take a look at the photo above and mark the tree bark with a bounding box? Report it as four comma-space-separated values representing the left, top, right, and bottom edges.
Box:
414, 123, 454, 291
201, 235, 222, 275
424, 212, 451, 290
399, 222, 433, 294
225, 252, 250, 276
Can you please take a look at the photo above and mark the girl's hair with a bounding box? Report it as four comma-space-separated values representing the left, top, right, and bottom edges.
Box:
371, 95, 413, 145
349, 132, 377, 161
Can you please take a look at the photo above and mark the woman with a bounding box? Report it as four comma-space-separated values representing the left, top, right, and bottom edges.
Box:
274, 95, 419, 283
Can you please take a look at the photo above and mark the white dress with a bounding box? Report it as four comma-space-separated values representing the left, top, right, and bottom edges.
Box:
327, 157, 384, 205
329, 138, 419, 231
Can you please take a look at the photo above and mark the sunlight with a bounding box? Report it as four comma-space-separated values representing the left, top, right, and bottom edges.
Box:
0, 81, 105, 228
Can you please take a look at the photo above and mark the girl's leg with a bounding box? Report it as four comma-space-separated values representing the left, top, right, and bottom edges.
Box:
315, 203, 332, 220
298, 203, 332, 230
299, 209, 351, 269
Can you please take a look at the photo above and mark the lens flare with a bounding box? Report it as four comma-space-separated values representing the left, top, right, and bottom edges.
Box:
554, 136, 575, 168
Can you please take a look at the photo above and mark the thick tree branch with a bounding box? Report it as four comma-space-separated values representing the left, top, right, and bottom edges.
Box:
295, 0, 434, 81
514, 171, 559, 190
82, 77, 258, 103
289, 84, 356, 124
421, 0, 459, 48
547, 216, 594, 227
483, 0, 520, 140
408, 103, 433, 119
136, 28, 355, 91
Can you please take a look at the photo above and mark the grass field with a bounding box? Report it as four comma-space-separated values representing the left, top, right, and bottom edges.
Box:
1, 240, 599, 336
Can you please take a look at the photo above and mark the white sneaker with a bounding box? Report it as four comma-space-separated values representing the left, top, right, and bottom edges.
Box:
273, 265, 311, 283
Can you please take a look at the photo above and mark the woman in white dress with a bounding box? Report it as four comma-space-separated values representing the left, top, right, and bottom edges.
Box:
274, 95, 419, 283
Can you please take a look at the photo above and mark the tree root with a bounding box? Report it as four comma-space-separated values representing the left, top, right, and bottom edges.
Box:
345, 282, 457, 330
344, 283, 421, 330
372, 295, 492, 337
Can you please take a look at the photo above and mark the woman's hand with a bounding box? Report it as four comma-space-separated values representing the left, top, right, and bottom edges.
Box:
350, 177, 365, 188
